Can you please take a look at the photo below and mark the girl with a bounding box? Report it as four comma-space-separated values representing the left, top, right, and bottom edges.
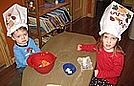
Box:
77, 32, 125, 85
77, 1, 133, 85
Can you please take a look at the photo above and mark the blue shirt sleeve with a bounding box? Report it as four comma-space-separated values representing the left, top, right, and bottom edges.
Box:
29, 38, 41, 52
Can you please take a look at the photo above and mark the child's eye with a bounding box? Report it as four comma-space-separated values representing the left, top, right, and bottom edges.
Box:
24, 33, 27, 36
112, 37, 116, 40
112, 37, 117, 41
17, 36, 20, 38
104, 36, 108, 39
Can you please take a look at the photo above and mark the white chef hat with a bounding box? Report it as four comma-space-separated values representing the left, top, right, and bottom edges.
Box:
3, 4, 28, 37
99, 1, 134, 41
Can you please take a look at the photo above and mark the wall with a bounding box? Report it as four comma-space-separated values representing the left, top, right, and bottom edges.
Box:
0, 0, 22, 57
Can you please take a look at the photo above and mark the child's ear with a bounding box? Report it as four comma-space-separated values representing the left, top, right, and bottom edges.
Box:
11, 37, 15, 40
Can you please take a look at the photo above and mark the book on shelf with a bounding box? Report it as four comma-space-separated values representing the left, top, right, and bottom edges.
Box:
59, 7, 71, 22
41, 14, 59, 29
45, 14, 61, 29
50, 12, 65, 26
53, 10, 66, 25
40, 18, 50, 33
55, 9, 69, 23
40, 16, 56, 30
28, 7, 71, 34
48, 12, 64, 27
40, 17, 55, 33
45, 18, 55, 31
44, 18, 55, 32
28, 16, 46, 32
46, 13, 63, 27
41, 18, 52, 33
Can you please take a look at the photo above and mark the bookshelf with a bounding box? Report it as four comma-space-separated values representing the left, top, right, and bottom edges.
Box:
22, 0, 72, 48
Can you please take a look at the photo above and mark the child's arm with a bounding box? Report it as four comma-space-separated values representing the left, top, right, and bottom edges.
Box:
77, 44, 96, 52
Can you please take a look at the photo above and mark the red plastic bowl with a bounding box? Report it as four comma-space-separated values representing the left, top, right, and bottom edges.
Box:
27, 52, 56, 74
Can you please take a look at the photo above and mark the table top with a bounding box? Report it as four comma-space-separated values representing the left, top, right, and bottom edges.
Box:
22, 32, 96, 86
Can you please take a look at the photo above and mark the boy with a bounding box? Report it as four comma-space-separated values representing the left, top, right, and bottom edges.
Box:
3, 4, 40, 75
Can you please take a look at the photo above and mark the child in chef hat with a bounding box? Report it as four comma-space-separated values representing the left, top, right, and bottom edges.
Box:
3, 4, 40, 76
77, 1, 133, 85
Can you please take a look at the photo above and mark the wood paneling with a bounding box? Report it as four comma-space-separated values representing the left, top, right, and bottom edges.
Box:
72, 0, 83, 21
87, 0, 96, 17
72, 0, 96, 20
0, 22, 13, 67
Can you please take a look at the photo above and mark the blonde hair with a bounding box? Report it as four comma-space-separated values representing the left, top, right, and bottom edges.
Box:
96, 33, 125, 57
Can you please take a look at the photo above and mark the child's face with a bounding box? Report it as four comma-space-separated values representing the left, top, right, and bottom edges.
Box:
12, 29, 28, 45
102, 33, 118, 52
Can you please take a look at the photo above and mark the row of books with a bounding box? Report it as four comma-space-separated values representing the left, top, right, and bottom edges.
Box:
28, 7, 71, 33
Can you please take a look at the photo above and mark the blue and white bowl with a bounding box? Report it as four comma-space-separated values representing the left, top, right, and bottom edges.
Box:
63, 63, 76, 75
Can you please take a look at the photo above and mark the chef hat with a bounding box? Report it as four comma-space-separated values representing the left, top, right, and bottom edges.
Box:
99, 1, 134, 41
3, 4, 28, 37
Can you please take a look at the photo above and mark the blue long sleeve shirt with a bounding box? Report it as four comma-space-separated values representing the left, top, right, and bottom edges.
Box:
13, 37, 41, 68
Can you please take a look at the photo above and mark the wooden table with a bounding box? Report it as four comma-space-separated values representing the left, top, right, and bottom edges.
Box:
22, 32, 96, 86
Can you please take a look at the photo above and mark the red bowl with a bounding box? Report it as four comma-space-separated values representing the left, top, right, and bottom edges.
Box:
27, 51, 56, 74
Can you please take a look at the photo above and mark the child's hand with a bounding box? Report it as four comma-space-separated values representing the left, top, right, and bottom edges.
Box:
94, 69, 98, 77
77, 44, 82, 51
